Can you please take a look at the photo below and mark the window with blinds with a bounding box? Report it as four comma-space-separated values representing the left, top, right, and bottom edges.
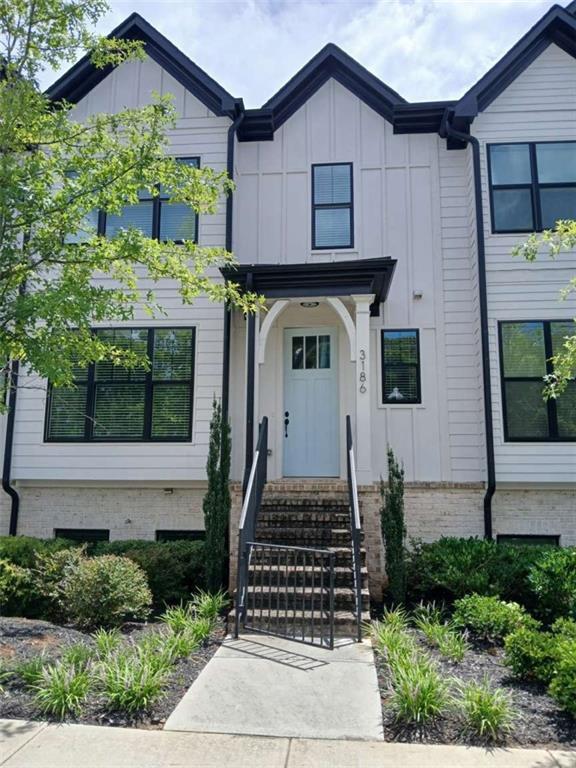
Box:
45, 327, 195, 442
312, 163, 353, 249
499, 320, 576, 441
104, 157, 199, 242
381, 330, 421, 404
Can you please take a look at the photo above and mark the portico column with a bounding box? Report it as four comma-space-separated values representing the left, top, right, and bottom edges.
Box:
352, 295, 374, 485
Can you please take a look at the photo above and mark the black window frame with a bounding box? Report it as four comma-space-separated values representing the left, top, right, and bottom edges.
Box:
54, 528, 110, 543
498, 319, 576, 442
100, 156, 200, 244
497, 534, 560, 547
311, 162, 354, 250
488, 141, 576, 234
44, 326, 196, 443
381, 328, 421, 405
155, 530, 205, 542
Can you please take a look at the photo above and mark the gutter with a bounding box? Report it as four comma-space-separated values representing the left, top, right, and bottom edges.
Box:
2, 360, 20, 535
439, 111, 495, 540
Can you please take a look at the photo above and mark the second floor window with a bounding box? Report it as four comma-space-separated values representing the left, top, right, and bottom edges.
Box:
499, 320, 576, 441
312, 163, 353, 249
45, 327, 195, 442
488, 142, 576, 233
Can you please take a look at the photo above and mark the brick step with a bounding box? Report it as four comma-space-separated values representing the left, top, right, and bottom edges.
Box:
257, 510, 354, 527
248, 564, 369, 589
241, 609, 370, 639
253, 528, 355, 548
246, 585, 370, 612
248, 546, 366, 569
261, 496, 350, 509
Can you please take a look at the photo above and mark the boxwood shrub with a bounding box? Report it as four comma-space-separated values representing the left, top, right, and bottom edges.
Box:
528, 548, 576, 623
90, 540, 206, 609
452, 594, 540, 644
406, 537, 550, 608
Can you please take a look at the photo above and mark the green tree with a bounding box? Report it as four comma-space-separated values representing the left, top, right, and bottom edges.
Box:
0, 0, 260, 396
203, 398, 231, 592
380, 448, 406, 605
514, 220, 576, 397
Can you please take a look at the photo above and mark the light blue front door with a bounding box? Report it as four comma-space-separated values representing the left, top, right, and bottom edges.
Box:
283, 327, 339, 477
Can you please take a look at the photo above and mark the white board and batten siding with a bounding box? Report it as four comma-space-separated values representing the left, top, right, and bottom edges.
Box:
234, 78, 485, 484
473, 43, 576, 485
11, 56, 230, 483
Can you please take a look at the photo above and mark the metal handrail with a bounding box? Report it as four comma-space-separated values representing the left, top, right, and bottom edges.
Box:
346, 415, 363, 642
235, 416, 268, 637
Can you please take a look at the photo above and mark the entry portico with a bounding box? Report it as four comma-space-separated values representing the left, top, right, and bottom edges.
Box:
223, 258, 396, 486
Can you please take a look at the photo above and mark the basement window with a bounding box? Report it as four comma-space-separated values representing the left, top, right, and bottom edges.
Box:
497, 534, 560, 547
155, 530, 205, 542
54, 528, 110, 542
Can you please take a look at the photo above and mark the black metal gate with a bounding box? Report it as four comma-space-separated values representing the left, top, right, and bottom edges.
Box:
242, 542, 335, 649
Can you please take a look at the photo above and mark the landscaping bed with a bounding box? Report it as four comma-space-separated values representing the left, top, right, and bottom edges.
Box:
0, 614, 225, 729
375, 628, 576, 749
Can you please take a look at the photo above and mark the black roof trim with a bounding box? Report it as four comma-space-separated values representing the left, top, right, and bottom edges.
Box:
221, 257, 397, 317
238, 43, 406, 140
46, 13, 240, 117
393, 101, 456, 134
454, 4, 576, 119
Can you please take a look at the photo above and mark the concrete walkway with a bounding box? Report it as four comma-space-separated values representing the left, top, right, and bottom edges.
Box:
164, 634, 384, 740
1, 719, 575, 768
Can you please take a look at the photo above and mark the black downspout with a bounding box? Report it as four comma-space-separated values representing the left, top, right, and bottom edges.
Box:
2, 360, 20, 535
440, 114, 495, 540
243, 272, 255, 496
221, 110, 245, 427
222, 109, 244, 589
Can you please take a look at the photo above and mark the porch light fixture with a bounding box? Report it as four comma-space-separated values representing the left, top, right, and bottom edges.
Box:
300, 301, 319, 308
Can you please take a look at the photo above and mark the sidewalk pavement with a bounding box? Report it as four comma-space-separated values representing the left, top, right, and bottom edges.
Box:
1, 719, 575, 768
164, 634, 384, 740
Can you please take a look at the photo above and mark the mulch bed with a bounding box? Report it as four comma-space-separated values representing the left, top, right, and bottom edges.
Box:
375, 630, 576, 750
0, 616, 225, 729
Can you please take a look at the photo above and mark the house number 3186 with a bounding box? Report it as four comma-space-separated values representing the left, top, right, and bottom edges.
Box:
359, 349, 367, 393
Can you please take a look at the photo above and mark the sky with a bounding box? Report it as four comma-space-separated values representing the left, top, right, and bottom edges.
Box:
45, 0, 560, 106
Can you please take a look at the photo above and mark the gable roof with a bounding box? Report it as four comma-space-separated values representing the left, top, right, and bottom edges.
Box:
453, 3, 576, 120
46, 13, 241, 117
238, 43, 406, 140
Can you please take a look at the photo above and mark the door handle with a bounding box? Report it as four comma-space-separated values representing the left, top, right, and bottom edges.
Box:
284, 411, 290, 438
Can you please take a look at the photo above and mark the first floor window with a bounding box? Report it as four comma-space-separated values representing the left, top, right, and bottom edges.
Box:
381, 329, 421, 404
499, 320, 576, 441
45, 327, 195, 442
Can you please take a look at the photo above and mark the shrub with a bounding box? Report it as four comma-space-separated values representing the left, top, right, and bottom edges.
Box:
34, 660, 91, 718
61, 555, 152, 629
0, 536, 77, 568
458, 676, 515, 741
548, 639, 576, 716
100, 651, 168, 712
32, 546, 86, 621
90, 540, 206, 608
203, 398, 231, 592
406, 537, 548, 607
452, 595, 539, 644
552, 617, 576, 639
504, 628, 558, 684
528, 548, 576, 622
0, 558, 33, 615
389, 655, 452, 725
380, 449, 406, 604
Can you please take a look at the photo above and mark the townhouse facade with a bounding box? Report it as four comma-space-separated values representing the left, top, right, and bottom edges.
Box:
1, 2, 575, 599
